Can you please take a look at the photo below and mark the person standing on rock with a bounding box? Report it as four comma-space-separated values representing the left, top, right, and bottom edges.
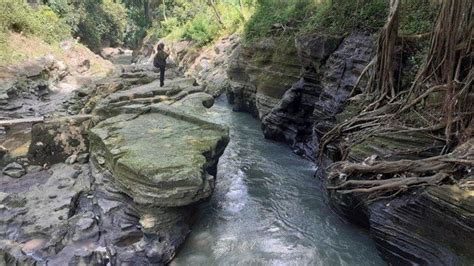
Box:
153, 43, 169, 87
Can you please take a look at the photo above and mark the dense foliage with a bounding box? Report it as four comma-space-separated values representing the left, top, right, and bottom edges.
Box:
45, 0, 127, 52
243, 0, 439, 42
145, 0, 253, 46
244, 0, 389, 41
0, 0, 71, 63
0, 0, 441, 56
0, 0, 70, 43
399, 0, 440, 35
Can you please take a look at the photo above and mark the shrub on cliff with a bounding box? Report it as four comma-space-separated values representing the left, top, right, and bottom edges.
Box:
0, 0, 70, 43
244, 0, 389, 41
244, 0, 312, 41
0, 0, 72, 63
244, 0, 439, 43
182, 13, 220, 46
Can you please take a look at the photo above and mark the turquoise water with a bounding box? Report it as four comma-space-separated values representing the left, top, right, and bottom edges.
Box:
172, 98, 384, 265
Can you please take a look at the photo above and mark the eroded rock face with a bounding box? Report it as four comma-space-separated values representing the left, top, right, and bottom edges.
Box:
321, 114, 474, 264
0, 55, 69, 118
88, 162, 196, 265
262, 33, 373, 158
28, 116, 92, 166
226, 37, 303, 118
0, 163, 100, 265
177, 35, 240, 96
369, 184, 474, 264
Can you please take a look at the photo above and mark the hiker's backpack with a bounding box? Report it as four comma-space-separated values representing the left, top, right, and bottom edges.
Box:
153, 50, 167, 68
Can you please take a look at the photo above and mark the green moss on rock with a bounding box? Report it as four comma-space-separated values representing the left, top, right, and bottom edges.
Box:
89, 105, 229, 207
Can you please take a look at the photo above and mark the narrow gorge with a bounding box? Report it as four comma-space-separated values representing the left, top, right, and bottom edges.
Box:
1, 0, 472, 265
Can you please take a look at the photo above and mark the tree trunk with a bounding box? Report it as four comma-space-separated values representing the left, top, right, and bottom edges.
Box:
209, 0, 224, 27
367, 0, 401, 103
162, 0, 167, 21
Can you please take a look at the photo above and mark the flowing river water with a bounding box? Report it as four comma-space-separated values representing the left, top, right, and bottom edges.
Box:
172, 98, 384, 265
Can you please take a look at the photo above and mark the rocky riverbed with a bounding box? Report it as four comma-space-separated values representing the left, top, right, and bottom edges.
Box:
0, 55, 229, 264
1, 27, 472, 265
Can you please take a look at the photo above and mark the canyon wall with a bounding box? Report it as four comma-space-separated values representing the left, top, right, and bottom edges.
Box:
226, 32, 474, 264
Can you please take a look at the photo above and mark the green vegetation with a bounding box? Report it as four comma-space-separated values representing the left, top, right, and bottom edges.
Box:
0, 0, 70, 43
0, 0, 71, 63
182, 13, 220, 46
45, 0, 127, 52
0, 0, 128, 54
146, 0, 254, 47
243, 0, 439, 42
244, 0, 388, 41
122, 0, 152, 49
0, 0, 441, 62
399, 0, 440, 35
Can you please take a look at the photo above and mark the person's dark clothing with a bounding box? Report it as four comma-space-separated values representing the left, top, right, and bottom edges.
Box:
159, 65, 165, 87
153, 50, 169, 87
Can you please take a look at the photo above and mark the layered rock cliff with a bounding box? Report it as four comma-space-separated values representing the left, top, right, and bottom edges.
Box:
262, 33, 373, 158
226, 31, 474, 264
226, 37, 303, 118
323, 101, 474, 264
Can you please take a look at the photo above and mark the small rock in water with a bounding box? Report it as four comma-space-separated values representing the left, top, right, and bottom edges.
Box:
35, 141, 44, 147
77, 153, 89, 164
2, 162, 26, 178
27, 165, 43, 173
0, 126, 6, 135
65, 154, 78, 164
120, 223, 134, 230
0, 192, 10, 203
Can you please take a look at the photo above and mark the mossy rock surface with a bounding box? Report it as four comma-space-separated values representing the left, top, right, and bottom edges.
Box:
89, 105, 229, 207
348, 131, 444, 162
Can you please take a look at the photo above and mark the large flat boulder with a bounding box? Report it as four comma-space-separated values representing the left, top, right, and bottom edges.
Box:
89, 105, 229, 206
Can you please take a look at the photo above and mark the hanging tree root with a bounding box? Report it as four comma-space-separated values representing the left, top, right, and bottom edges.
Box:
327, 139, 474, 197
365, 0, 401, 105
328, 173, 449, 195
318, 0, 473, 164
